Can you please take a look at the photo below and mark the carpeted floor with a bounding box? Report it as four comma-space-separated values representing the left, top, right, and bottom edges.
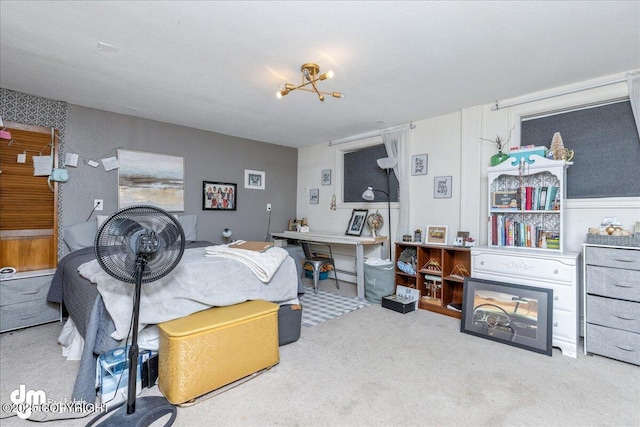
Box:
299, 286, 370, 327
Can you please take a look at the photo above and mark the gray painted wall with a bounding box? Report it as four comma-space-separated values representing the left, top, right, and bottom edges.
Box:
59, 104, 297, 251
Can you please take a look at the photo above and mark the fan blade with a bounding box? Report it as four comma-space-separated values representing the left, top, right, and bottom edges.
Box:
108, 218, 144, 237
157, 222, 182, 247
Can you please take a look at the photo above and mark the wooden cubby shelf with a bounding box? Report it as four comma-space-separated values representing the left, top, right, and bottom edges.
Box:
394, 242, 471, 319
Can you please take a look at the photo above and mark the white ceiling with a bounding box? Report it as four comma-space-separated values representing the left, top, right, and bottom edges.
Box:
1, 1, 639, 148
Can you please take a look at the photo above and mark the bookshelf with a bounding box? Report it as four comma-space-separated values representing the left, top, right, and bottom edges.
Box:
394, 242, 471, 319
488, 155, 570, 252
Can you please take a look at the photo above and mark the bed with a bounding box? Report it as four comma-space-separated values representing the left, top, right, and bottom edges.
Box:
47, 215, 302, 403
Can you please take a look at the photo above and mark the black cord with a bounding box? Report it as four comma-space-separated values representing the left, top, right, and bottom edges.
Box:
264, 209, 272, 242
99, 305, 135, 408
85, 204, 99, 222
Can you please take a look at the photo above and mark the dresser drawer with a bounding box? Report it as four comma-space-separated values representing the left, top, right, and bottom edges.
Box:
473, 252, 575, 285
0, 275, 53, 305
551, 308, 577, 342
586, 247, 640, 271
586, 266, 640, 302
586, 323, 640, 366
587, 295, 640, 333
0, 299, 60, 332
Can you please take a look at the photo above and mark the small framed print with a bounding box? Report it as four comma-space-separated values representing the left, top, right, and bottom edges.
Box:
310, 188, 319, 204
426, 225, 448, 245
434, 176, 452, 198
346, 209, 368, 236
492, 191, 518, 208
411, 154, 428, 176
244, 169, 265, 190
321, 169, 331, 185
203, 181, 236, 210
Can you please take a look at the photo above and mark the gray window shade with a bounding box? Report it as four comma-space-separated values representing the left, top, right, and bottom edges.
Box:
343, 144, 399, 203
521, 100, 640, 198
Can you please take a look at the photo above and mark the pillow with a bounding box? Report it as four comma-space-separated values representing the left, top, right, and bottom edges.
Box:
177, 214, 197, 241
96, 214, 109, 229
93, 213, 196, 243
63, 220, 98, 252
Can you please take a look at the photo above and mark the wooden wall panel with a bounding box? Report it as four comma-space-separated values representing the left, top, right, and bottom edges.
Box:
0, 122, 58, 270
0, 234, 54, 271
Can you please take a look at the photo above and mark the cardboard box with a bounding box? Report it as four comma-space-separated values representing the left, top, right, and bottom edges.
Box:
382, 285, 420, 314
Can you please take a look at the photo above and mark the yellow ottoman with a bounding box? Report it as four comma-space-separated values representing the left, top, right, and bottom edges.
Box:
158, 300, 280, 404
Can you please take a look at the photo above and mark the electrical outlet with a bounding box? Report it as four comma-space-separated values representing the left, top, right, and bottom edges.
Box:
267, 203, 272, 212
94, 199, 103, 211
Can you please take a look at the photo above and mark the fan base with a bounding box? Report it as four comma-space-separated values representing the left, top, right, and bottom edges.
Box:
88, 396, 177, 427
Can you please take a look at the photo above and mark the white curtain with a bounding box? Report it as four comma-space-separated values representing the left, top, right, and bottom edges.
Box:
627, 72, 640, 140
381, 127, 410, 247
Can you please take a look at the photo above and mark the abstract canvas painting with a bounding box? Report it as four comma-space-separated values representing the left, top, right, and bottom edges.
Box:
118, 149, 184, 211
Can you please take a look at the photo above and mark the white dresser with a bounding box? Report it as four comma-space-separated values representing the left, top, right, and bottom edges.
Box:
471, 247, 580, 358
0, 269, 61, 333
583, 244, 640, 365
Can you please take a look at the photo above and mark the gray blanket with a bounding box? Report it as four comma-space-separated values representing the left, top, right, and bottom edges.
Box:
47, 241, 302, 403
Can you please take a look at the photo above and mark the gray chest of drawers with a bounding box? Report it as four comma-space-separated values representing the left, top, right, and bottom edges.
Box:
0, 269, 61, 333
583, 244, 640, 365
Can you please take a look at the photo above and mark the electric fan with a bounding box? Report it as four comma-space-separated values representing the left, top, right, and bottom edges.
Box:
87, 205, 185, 427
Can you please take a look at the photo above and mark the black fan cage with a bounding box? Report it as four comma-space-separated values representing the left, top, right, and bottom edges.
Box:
95, 205, 185, 283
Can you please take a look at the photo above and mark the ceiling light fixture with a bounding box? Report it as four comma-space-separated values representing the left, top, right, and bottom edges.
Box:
276, 63, 344, 102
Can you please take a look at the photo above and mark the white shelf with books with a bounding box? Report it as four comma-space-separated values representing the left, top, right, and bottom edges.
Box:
488, 153, 570, 252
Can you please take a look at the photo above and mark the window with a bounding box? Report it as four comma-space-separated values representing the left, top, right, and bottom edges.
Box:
342, 143, 399, 203
521, 100, 640, 198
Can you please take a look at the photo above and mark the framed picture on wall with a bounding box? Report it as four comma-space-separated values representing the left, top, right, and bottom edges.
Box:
203, 181, 236, 210
411, 154, 428, 175
346, 209, 368, 236
321, 169, 331, 185
310, 188, 319, 204
434, 176, 452, 198
244, 169, 265, 190
118, 149, 184, 211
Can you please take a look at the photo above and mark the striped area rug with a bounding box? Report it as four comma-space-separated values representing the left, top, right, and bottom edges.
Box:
299, 286, 371, 327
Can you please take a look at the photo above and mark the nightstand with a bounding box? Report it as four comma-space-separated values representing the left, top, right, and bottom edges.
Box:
0, 268, 61, 333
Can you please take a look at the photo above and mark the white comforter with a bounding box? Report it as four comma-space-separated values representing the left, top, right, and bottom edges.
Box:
78, 246, 297, 340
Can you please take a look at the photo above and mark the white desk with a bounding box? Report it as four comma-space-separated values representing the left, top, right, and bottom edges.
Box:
271, 231, 388, 300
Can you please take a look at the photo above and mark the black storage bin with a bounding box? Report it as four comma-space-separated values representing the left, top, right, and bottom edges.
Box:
278, 304, 302, 346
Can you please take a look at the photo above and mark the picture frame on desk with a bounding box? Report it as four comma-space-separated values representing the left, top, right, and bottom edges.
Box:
461, 277, 552, 356
346, 209, 368, 236
426, 225, 448, 245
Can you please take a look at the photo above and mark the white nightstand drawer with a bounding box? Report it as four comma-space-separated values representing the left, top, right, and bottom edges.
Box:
551, 308, 576, 342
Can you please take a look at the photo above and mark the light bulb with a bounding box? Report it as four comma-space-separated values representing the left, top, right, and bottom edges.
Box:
332, 92, 344, 99
325, 70, 334, 79
276, 91, 282, 99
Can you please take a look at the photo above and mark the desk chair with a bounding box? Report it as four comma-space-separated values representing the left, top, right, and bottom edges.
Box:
301, 242, 340, 294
